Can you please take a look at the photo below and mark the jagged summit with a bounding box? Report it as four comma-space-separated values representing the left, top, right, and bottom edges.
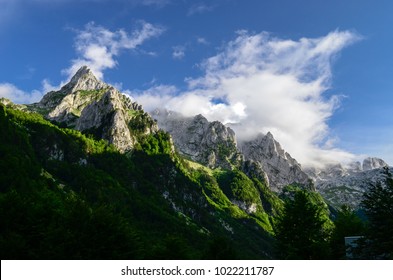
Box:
240, 132, 311, 192
27, 66, 158, 152
71, 65, 92, 81
265, 131, 274, 139
305, 156, 391, 208
152, 108, 241, 169
37, 66, 109, 112
153, 109, 311, 192
363, 157, 388, 171
61, 66, 107, 94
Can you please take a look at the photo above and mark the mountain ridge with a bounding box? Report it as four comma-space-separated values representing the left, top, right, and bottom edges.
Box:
152, 108, 312, 192
305, 157, 391, 208
1, 65, 390, 201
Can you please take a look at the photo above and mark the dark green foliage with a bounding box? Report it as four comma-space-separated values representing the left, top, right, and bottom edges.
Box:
128, 111, 155, 133
360, 168, 393, 259
275, 190, 332, 259
217, 170, 261, 207
252, 178, 283, 216
203, 236, 238, 259
0, 189, 142, 259
139, 131, 173, 155
330, 205, 365, 259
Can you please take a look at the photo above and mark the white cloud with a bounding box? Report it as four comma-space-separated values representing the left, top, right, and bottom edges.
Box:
196, 37, 209, 45
0, 83, 44, 104
188, 3, 215, 15
134, 30, 361, 167
64, 21, 164, 80
172, 45, 186, 59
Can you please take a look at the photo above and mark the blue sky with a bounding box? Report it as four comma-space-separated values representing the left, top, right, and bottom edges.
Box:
1, 0, 393, 167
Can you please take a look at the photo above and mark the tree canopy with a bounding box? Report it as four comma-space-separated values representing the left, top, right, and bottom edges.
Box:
275, 189, 332, 259
360, 167, 393, 259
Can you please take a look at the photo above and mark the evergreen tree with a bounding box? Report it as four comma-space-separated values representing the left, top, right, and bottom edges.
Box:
330, 205, 365, 259
275, 190, 331, 259
361, 167, 393, 259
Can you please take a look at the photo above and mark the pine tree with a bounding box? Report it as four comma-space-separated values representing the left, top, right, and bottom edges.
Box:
361, 167, 393, 259
275, 190, 331, 259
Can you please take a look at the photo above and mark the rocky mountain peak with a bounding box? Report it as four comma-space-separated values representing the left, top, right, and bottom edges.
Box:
362, 157, 388, 171
152, 109, 241, 169
240, 132, 311, 192
27, 66, 159, 152
62, 66, 107, 94
153, 110, 311, 192
306, 157, 389, 181
266, 131, 274, 139
305, 156, 391, 209
37, 66, 109, 112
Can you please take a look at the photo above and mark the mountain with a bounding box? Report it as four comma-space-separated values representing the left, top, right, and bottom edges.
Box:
28, 66, 158, 152
239, 133, 312, 193
1, 66, 288, 259
5, 65, 387, 260
153, 109, 311, 192
152, 109, 242, 169
306, 157, 391, 208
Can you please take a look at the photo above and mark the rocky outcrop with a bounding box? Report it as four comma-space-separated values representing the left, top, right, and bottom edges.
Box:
36, 66, 109, 121
75, 88, 136, 152
30, 66, 158, 152
305, 157, 391, 208
152, 109, 242, 169
240, 132, 311, 192
362, 157, 388, 171
241, 160, 270, 187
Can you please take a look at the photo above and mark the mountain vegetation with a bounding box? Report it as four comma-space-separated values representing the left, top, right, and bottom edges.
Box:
274, 187, 333, 259
356, 168, 393, 259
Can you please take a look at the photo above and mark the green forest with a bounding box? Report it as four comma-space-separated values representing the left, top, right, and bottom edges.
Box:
0, 104, 392, 259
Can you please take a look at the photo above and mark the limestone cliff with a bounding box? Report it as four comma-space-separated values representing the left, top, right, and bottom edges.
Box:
240, 132, 311, 192
29, 66, 158, 152
152, 109, 242, 169
305, 157, 390, 208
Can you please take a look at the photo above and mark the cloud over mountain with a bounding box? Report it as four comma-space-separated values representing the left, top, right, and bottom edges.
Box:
135, 30, 361, 167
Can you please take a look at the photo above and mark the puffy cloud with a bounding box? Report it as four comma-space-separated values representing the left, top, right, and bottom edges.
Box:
132, 84, 178, 109
134, 30, 361, 167
63, 21, 164, 80
0, 83, 43, 104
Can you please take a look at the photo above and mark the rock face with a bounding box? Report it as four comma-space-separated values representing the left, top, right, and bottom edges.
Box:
363, 157, 388, 171
74, 88, 136, 152
153, 109, 310, 192
36, 66, 109, 125
306, 157, 390, 209
30, 66, 158, 152
152, 109, 242, 169
240, 132, 311, 192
